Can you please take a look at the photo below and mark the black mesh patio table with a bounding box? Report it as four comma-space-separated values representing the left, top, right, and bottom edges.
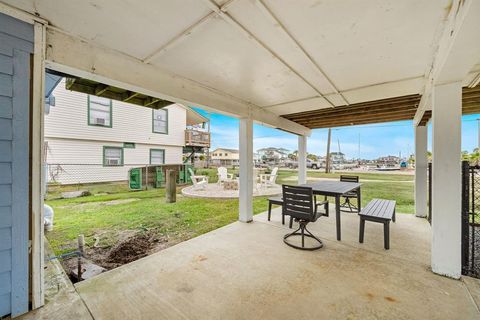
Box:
300, 181, 362, 241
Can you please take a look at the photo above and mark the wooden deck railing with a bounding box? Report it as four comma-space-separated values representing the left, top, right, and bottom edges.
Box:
185, 129, 210, 148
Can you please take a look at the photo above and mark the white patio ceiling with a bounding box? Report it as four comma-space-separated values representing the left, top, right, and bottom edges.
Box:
4, 0, 480, 133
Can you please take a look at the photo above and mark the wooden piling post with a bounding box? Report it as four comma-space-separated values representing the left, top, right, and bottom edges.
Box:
77, 234, 84, 281
166, 169, 176, 203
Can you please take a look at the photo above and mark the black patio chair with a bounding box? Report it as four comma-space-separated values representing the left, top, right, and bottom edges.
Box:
282, 185, 323, 250
339, 175, 359, 212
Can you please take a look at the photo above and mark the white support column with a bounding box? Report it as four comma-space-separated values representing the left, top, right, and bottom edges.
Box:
239, 117, 253, 222
431, 81, 462, 278
414, 125, 428, 218
298, 135, 307, 185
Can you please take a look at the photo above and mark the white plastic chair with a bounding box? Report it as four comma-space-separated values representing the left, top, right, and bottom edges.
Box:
217, 166, 234, 185
260, 167, 278, 188
188, 168, 209, 190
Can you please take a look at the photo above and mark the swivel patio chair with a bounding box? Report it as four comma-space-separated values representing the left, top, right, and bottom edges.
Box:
339, 175, 359, 212
282, 185, 323, 250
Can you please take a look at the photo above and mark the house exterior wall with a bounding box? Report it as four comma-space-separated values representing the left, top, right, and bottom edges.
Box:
45, 138, 183, 184
210, 148, 240, 167
0, 12, 32, 318
44, 80, 186, 184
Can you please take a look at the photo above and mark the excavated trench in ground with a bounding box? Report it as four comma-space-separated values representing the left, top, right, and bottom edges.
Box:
61, 230, 172, 283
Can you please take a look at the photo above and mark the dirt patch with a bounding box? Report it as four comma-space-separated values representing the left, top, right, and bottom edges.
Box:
104, 232, 159, 266
60, 229, 174, 279
89, 230, 171, 269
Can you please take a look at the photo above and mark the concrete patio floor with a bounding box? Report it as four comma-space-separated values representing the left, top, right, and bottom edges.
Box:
66, 207, 480, 320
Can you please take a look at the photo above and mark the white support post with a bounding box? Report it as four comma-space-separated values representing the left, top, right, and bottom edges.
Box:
239, 117, 253, 222
414, 125, 428, 218
431, 81, 462, 278
298, 135, 307, 185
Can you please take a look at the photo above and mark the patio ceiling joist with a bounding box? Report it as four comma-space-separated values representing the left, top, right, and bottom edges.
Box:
284, 85, 480, 129
418, 85, 480, 125
282, 94, 421, 129
64, 77, 173, 110
44, 27, 311, 136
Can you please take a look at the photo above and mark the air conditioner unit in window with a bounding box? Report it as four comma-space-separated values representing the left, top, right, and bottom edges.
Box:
107, 159, 119, 166
94, 118, 106, 125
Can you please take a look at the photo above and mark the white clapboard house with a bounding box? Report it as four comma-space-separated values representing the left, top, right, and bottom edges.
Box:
45, 79, 209, 184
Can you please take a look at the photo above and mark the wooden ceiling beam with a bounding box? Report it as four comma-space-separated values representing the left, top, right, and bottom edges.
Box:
123, 91, 140, 102
94, 84, 109, 96
302, 112, 416, 126
143, 97, 161, 107
286, 104, 419, 122
303, 115, 416, 129
284, 94, 420, 119
298, 109, 418, 125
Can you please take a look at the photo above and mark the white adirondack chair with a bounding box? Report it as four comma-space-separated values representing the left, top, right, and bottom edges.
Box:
188, 168, 209, 190
259, 167, 278, 188
217, 167, 234, 185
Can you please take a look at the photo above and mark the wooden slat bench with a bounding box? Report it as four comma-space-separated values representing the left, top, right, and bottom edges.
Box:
268, 196, 284, 223
359, 198, 396, 250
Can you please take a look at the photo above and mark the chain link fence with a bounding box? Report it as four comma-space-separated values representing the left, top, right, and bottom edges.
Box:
46, 163, 196, 199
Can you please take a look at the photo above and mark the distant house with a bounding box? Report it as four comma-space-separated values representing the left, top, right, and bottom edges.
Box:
376, 155, 401, 166
45, 79, 208, 184
210, 148, 240, 167
330, 152, 346, 163
257, 147, 290, 163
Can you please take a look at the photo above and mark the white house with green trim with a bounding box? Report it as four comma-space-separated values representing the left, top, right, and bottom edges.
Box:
44, 79, 207, 184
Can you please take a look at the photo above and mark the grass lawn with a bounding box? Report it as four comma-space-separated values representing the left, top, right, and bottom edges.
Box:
46, 169, 414, 267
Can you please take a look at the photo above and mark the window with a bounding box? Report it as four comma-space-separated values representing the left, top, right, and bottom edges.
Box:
88, 95, 112, 127
123, 142, 135, 148
225, 153, 228, 156
150, 149, 165, 165
152, 109, 168, 134
103, 147, 123, 166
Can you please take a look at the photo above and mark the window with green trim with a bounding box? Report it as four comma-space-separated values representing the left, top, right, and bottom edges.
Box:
150, 149, 165, 165
123, 142, 136, 148
88, 95, 112, 127
103, 147, 123, 166
152, 109, 168, 134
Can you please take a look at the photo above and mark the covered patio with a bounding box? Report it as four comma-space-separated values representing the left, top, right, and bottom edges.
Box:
1, 0, 480, 318
24, 208, 480, 319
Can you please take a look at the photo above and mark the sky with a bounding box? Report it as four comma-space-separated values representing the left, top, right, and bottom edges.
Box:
195, 108, 480, 160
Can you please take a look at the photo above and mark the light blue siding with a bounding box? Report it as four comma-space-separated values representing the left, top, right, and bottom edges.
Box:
0, 163, 11, 184
0, 141, 11, 162
0, 96, 13, 119
0, 293, 11, 317
0, 272, 11, 295
0, 54, 13, 75
0, 12, 33, 318
0, 228, 11, 251
0, 250, 11, 273
0, 207, 12, 228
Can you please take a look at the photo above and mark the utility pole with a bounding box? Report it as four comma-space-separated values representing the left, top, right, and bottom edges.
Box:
358, 133, 361, 164
477, 118, 480, 149
357, 133, 360, 165
325, 128, 331, 173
